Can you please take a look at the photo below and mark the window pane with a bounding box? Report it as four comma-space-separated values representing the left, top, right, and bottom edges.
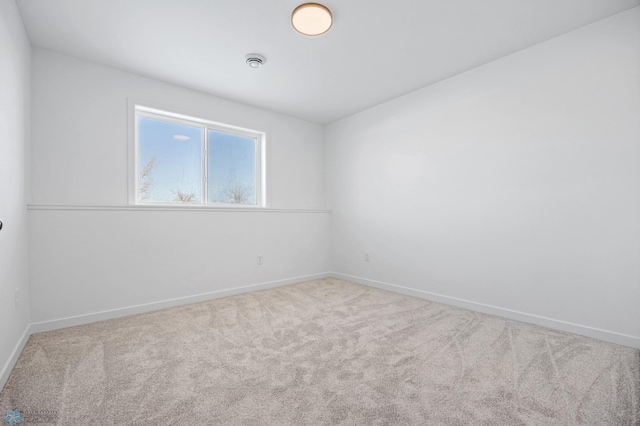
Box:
208, 130, 257, 205
138, 116, 203, 204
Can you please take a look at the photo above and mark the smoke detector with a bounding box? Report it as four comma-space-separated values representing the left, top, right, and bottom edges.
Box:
245, 54, 266, 69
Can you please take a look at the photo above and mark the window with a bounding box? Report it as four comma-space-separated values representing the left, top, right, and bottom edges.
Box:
133, 106, 265, 206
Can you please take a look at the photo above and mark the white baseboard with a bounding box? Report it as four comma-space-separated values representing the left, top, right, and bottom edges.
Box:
332, 272, 640, 349
0, 324, 31, 392
30, 272, 331, 334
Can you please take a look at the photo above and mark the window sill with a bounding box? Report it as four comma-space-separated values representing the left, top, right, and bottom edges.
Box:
28, 204, 331, 213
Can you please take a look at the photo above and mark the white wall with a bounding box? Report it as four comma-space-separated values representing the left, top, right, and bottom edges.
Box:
31, 48, 325, 209
29, 208, 330, 325
326, 8, 640, 347
30, 49, 330, 325
0, 0, 31, 387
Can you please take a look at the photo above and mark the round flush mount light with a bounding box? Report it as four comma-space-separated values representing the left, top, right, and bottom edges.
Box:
292, 3, 332, 36
245, 53, 266, 69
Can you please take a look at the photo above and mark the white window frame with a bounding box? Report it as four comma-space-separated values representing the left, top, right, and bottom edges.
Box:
129, 103, 266, 207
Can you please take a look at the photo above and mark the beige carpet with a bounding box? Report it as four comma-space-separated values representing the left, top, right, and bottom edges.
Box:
1, 278, 639, 425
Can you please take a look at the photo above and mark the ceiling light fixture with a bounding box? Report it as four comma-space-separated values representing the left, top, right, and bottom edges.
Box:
245, 53, 266, 69
292, 3, 332, 36
173, 135, 190, 141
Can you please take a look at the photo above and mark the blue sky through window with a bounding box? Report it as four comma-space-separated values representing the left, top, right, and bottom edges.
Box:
138, 115, 258, 205
138, 116, 203, 203
208, 130, 256, 205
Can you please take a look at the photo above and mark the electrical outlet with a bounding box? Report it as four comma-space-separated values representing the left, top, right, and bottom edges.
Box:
364, 252, 370, 262
15, 288, 20, 309
257, 255, 263, 265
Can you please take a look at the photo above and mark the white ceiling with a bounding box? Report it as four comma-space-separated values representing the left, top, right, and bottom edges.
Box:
16, 0, 640, 124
